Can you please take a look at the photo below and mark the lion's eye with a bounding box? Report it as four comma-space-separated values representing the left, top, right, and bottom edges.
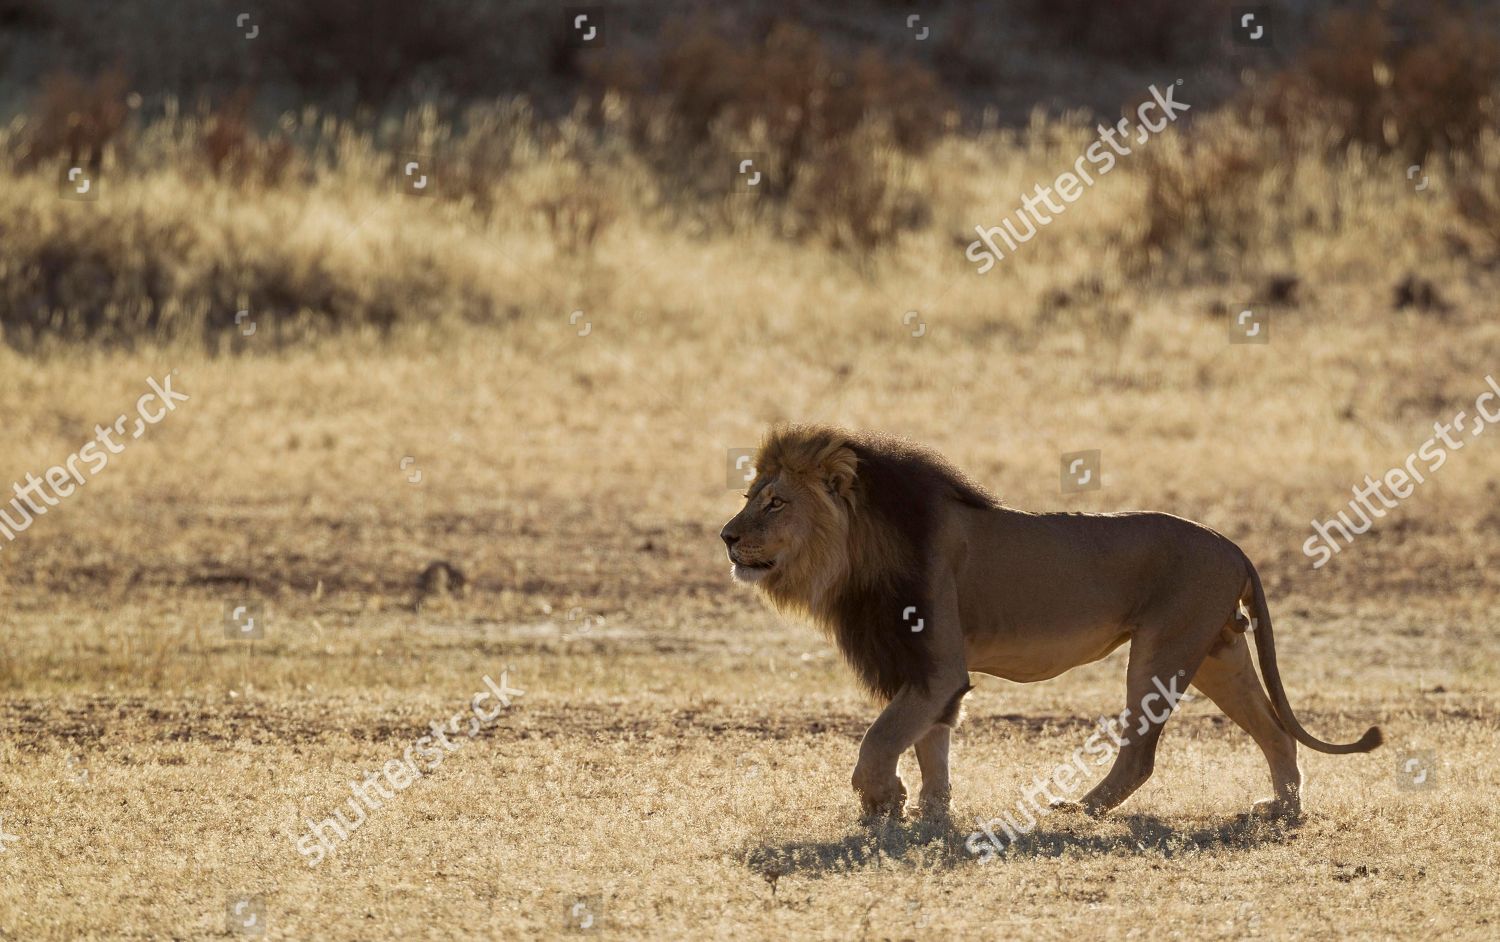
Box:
767, 497, 786, 511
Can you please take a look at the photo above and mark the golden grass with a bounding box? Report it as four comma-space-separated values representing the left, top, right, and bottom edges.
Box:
3, 281, 1499, 936
2, 603, 1496, 938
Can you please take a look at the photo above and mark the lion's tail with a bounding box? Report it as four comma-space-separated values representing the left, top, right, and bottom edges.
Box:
1241, 559, 1383, 755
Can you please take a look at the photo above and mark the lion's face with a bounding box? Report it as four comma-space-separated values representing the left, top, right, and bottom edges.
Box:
720, 470, 846, 588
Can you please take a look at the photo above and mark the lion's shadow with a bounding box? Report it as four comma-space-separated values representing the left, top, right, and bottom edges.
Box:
744, 812, 1298, 880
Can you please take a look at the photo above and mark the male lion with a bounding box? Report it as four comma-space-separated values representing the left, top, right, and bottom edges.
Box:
720, 425, 1381, 822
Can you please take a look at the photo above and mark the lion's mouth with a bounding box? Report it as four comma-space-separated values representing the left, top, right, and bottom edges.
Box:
730, 556, 775, 583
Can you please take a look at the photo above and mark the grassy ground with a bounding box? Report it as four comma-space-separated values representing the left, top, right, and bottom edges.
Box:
1, 306, 1497, 938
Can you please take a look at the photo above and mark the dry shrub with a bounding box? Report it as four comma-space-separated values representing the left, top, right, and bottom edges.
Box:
1257, 6, 1500, 159
535, 181, 617, 257
793, 125, 928, 251
12, 68, 130, 173
0, 168, 498, 348
384, 97, 623, 257
436, 99, 534, 212
200, 89, 296, 187
661, 20, 946, 184
1454, 128, 1500, 257
1018, 0, 1229, 63
588, 17, 949, 250
0, 194, 201, 342
1137, 3, 1500, 266
1133, 118, 1286, 265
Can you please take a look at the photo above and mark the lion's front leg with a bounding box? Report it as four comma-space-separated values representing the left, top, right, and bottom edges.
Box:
851, 570, 971, 822
851, 677, 967, 821
851, 695, 916, 819
914, 724, 952, 818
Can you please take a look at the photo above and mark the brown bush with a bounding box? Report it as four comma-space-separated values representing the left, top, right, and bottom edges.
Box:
1257, 6, 1500, 159
1134, 3, 1500, 267
1454, 128, 1500, 257
651, 20, 946, 184
200, 88, 296, 187
1132, 118, 1286, 267
535, 181, 618, 257
13, 67, 130, 173
587, 17, 949, 251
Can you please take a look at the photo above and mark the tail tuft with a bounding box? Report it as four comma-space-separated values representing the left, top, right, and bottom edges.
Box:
1353, 726, 1384, 752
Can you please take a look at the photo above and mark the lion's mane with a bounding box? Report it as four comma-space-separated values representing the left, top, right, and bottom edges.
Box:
754, 425, 999, 701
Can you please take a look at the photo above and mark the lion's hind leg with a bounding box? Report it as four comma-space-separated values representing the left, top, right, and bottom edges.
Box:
1075, 627, 1211, 817
1074, 591, 1248, 822
1190, 636, 1303, 820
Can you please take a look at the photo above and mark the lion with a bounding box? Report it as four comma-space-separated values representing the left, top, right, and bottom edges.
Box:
720, 425, 1381, 822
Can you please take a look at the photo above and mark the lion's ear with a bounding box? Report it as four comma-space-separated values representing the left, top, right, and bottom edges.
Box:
821, 446, 857, 499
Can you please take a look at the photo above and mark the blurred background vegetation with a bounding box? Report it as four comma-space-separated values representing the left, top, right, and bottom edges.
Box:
0, 0, 1498, 347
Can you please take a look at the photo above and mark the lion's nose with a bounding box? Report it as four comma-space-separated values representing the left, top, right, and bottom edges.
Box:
720, 528, 740, 549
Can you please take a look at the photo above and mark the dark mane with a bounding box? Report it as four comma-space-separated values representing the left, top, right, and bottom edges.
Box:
826, 432, 999, 701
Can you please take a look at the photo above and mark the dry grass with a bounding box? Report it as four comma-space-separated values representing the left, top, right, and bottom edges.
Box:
4, 4, 1500, 939
1, 281, 1498, 937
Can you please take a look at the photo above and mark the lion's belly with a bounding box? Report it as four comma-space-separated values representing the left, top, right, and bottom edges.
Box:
965, 626, 1130, 682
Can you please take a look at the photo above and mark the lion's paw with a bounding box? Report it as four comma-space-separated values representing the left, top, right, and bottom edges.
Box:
917, 792, 952, 820
855, 775, 908, 823
1250, 797, 1302, 823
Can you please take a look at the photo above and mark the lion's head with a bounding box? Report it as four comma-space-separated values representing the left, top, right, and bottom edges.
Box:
720, 425, 999, 700
719, 425, 860, 604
